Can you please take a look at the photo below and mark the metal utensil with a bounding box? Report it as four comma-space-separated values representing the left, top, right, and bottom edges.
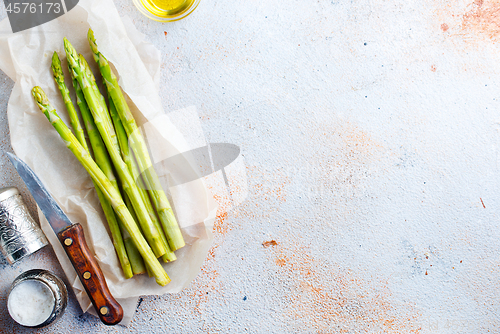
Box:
0, 186, 48, 264
8, 269, 68, 328
7, 152, 123, 326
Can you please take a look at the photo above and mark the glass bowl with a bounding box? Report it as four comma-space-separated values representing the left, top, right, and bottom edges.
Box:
132, 0, 201, 22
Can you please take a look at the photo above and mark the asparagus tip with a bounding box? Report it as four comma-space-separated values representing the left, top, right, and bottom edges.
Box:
51, 52, 64, 84
51, 51, 59, 63
87, 28, 101, 64
63, 37, 79, 68
79, 54, 92, 78
32, 86, 48, 107
88, 29, 96, 49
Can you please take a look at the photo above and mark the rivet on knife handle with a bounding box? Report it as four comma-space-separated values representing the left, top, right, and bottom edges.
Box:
58, 223, 123, 325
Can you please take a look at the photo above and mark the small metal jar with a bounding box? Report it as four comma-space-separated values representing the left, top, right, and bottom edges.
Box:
7, 269, 68, 328
0, 187, 48, 264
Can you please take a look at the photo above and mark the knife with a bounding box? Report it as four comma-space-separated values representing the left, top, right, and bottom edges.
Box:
7, 152, 123, 326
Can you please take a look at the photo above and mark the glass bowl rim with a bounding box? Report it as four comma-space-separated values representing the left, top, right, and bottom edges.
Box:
132, 0, 201, 22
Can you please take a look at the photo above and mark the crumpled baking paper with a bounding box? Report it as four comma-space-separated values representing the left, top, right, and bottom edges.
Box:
0, 0, 216, 325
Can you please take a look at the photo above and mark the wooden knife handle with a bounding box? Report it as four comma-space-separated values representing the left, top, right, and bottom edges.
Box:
58, 223, 123, 325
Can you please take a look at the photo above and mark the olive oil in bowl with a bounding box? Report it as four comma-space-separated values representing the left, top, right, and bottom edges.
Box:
133, 0, 200, 22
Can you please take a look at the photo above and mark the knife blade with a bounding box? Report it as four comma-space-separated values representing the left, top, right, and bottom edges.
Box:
7, 152, 123, 326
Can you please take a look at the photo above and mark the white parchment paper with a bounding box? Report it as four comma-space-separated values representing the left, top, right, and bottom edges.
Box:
0, 0, 216, 325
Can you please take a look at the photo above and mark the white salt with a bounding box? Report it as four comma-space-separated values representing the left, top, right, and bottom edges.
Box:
8, 280, 55, 327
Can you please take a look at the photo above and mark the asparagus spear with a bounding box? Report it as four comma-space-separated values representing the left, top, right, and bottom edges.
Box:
51, 52, 86, 146
109, 95, 176, 263
51, 52, 133, 279
32, 86, 170, 286
71, 73, 146, 276
64, 38, 167, 258
88, 29, 185, 251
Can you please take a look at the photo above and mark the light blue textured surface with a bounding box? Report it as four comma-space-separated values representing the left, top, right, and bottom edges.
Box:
1, 0, 500, 332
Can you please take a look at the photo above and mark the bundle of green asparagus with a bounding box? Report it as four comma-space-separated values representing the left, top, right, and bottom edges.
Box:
32, 29, 185, 286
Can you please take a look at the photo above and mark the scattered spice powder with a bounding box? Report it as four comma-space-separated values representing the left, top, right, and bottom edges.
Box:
266, 241, 422, 332
262, 240, 278, 248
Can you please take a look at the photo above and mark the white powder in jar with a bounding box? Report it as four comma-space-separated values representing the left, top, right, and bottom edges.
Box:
8, 280, 55, 327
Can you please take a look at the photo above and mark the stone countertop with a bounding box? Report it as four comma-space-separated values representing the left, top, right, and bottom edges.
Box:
1, 0, 500, 333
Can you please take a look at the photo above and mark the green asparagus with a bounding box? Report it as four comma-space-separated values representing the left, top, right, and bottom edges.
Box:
32, 86, 170, 286
88, 29, 185, 251
109, 95, 177, 263
71, 60, 146, 275
51, 52, 86, 147
67, 67, 137, 278
64, 38, 167, 258
52, 53, 133, 279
